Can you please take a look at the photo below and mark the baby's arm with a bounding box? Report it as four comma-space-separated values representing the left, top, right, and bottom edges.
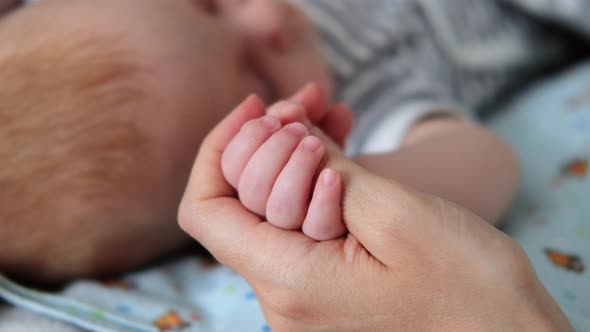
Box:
354, 116, 518, 224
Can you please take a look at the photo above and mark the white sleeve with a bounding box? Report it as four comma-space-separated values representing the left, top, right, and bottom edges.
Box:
347, 101, 470, 155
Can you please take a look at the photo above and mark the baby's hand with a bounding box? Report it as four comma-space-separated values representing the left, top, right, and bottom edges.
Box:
221, 100, 346, 240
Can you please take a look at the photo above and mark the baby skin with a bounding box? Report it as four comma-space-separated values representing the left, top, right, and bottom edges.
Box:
221, 100, 345, 240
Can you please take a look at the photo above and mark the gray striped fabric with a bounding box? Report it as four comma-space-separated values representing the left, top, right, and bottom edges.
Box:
294, 0, 580, 152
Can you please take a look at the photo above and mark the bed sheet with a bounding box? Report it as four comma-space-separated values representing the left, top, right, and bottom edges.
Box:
487, 62, 590, 331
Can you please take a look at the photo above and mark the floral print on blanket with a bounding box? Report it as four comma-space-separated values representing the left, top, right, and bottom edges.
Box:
488, 62, 590, 331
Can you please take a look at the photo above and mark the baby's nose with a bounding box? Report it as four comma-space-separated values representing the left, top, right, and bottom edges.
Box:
221, 0, 290, 52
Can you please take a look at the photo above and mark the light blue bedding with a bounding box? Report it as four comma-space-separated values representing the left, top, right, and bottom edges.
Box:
488, 62, 590, 331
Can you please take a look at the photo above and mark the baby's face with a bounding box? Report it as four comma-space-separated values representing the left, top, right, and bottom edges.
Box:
193, 0, 333, 102
127, 0, 332, 220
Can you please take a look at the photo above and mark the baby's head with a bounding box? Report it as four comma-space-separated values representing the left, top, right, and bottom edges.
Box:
126, 0, 333, 222
0, 0, 331, 280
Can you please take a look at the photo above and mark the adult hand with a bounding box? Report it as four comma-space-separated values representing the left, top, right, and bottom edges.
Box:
178, 88, 572, 331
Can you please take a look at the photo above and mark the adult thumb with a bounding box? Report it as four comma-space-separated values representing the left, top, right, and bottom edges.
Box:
178, 95, 269, 268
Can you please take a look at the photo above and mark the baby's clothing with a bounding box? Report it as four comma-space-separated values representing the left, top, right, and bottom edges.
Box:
295, 0, 582, 153
0, 259, 269, 332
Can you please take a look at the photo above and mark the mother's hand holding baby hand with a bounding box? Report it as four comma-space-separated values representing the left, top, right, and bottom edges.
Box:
178, 86, 572, 331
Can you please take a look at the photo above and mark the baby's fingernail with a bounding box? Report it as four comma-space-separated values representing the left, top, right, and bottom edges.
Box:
241, 119, 256, 131
322, 169, 337, 186
285, 122, 308, 137
261, 115, 280, 130
302, 136, 322, 152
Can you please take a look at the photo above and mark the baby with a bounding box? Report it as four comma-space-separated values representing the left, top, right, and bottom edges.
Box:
216, 0, 587, 237
216, 0, 582, 239
0, 0, 580, 280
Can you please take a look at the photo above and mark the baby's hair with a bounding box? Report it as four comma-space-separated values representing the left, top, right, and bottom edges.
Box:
0, 16, 152, 264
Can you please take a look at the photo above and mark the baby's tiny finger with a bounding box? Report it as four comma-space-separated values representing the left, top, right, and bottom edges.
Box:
289, 82, 330, 123
267, 136, 325, 230
267, 100, 313, 128
239, 122, 309, 215
319, 103, 354, 148
221, 115, 281, 188
302, 169, 346, 241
